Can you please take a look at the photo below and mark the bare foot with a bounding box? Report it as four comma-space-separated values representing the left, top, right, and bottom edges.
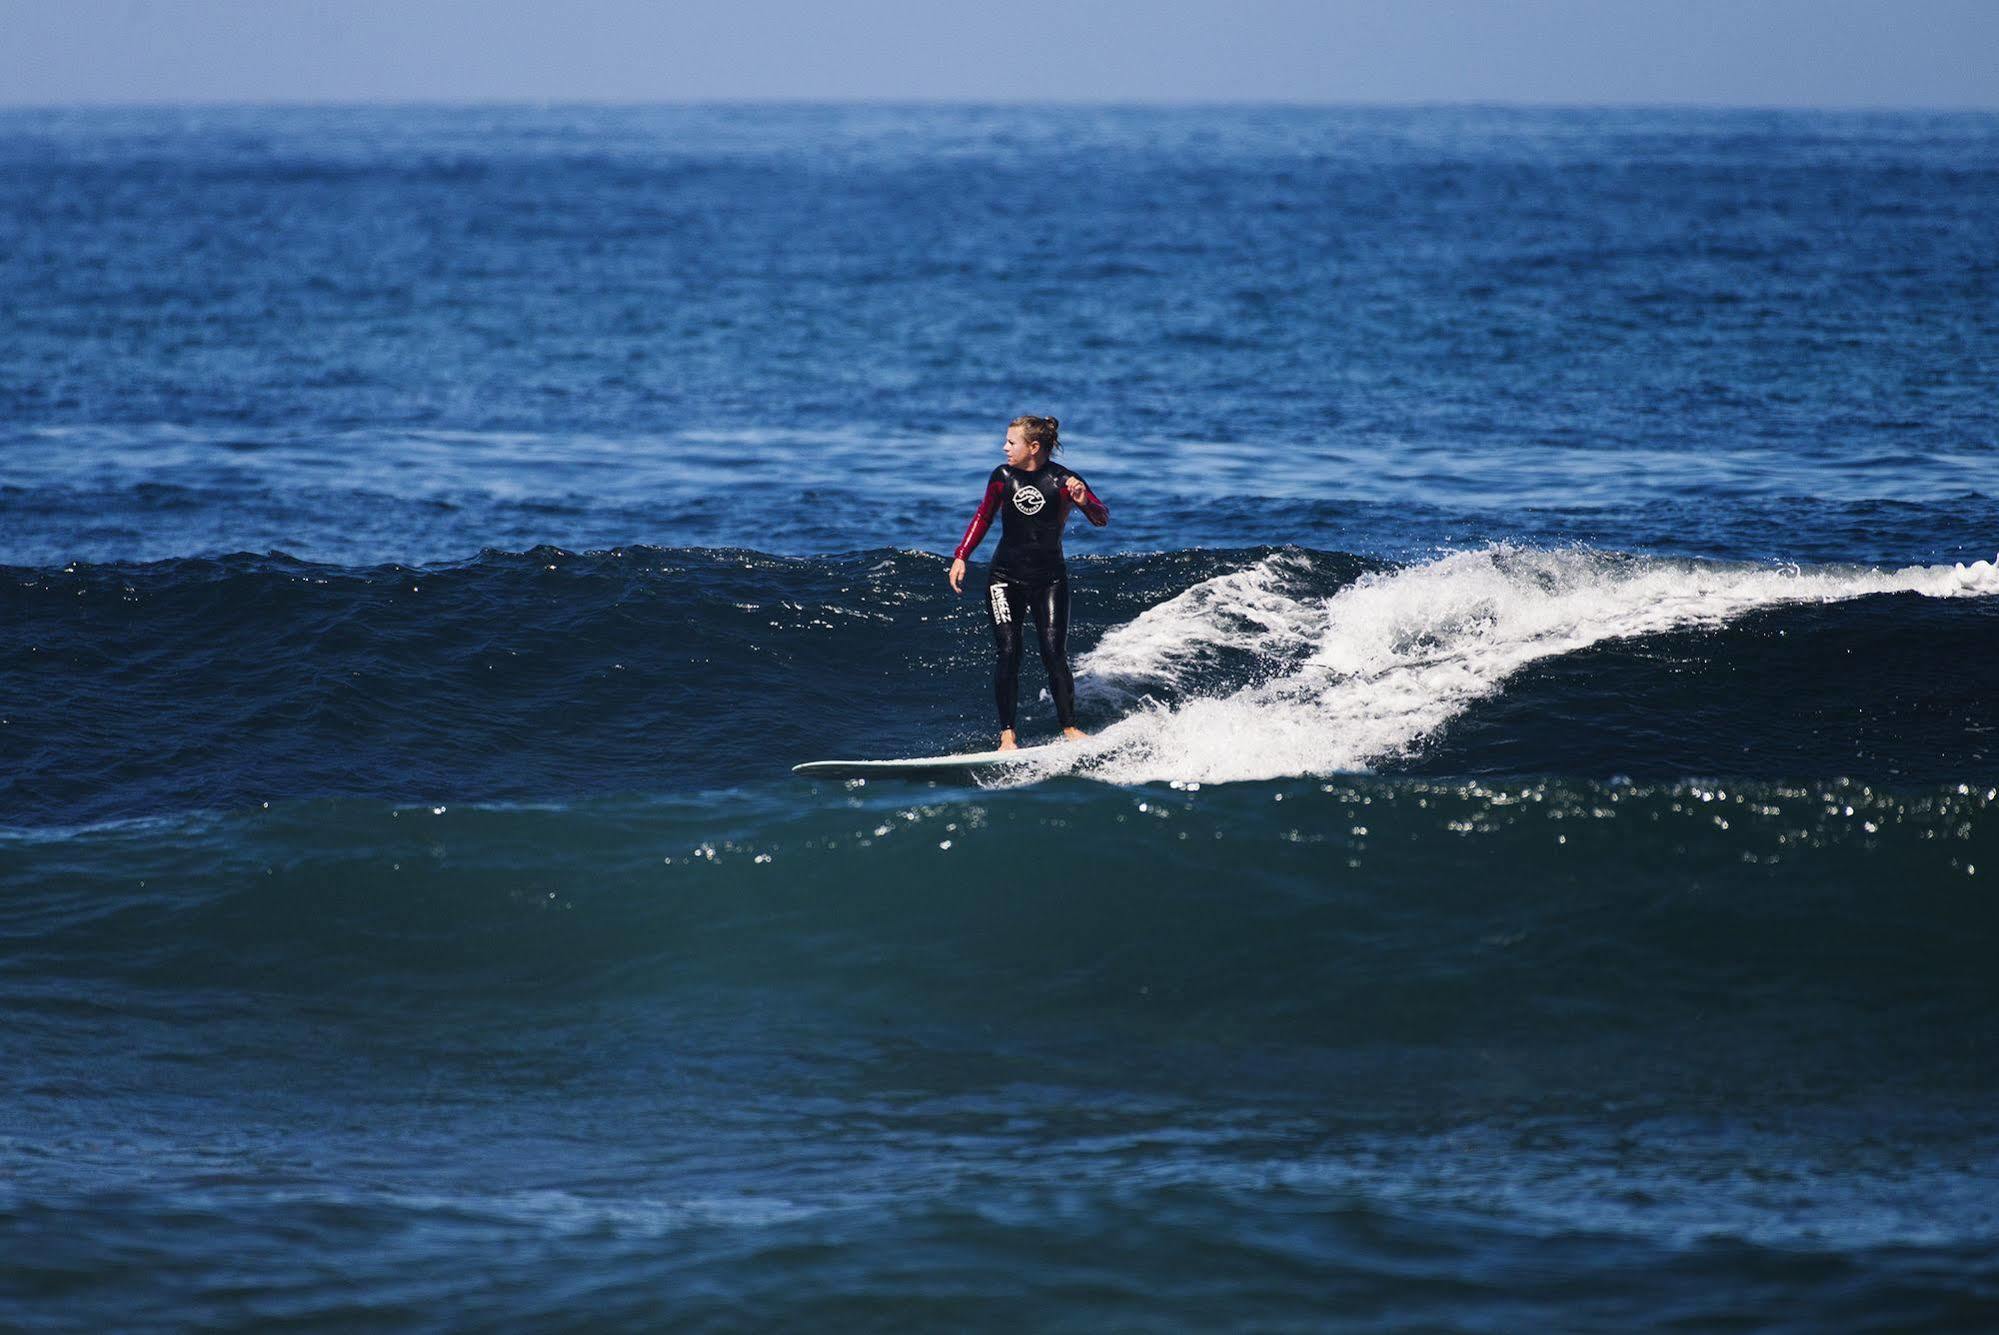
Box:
996, 730, 1019, 751
1062, 727, 1089, 741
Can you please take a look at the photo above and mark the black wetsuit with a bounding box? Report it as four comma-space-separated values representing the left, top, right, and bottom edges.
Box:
953, 461, 1110, 732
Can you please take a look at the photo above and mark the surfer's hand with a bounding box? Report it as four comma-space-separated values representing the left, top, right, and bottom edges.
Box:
949, 558, 966, 593
1063, 476, 1087, 502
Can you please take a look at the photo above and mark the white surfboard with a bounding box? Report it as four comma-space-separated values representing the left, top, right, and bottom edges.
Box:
791, 747, 1044, 780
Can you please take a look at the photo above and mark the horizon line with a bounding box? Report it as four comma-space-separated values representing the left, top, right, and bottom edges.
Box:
4, 95, 1997, 116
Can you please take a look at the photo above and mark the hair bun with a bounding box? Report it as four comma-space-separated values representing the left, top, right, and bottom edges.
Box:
1047, 417, 1059, 431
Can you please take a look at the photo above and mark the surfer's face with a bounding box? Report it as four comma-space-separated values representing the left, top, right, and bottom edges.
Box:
1004, 427, 1042, 470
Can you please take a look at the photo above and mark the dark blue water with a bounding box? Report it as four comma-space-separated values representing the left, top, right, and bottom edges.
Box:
4, 105, 1998, 1331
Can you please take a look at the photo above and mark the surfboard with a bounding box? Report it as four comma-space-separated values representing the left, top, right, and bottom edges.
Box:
791, 748, 1043, 780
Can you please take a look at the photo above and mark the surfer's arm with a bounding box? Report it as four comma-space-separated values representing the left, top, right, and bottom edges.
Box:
953, 474, 1004, 560
1063, 474, 1109, 526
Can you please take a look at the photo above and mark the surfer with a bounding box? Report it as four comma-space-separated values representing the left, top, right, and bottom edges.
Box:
948, 415, 1110, 750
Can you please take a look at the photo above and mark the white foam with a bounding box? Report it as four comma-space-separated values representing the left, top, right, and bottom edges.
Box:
1007, 546, 1999, 787
1077, 549, 1327, 704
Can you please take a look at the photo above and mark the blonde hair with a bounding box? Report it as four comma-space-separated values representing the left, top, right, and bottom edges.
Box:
1010, 415, 1061, 455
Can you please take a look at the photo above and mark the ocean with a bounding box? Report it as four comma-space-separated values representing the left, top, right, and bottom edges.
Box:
3, 104, 1997, 1330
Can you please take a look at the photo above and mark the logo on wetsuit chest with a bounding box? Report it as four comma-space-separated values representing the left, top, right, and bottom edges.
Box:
1012, 484, 1047, 515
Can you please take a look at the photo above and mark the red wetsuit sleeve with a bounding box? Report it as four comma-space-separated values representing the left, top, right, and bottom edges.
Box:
953, 474, 1005, 560
1076, 486, 1109, 527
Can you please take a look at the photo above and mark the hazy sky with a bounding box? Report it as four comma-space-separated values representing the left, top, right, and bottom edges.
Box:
4, 0, 1995, 109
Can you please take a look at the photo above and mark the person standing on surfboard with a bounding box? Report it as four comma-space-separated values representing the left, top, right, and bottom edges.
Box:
948, 415, 1110, 751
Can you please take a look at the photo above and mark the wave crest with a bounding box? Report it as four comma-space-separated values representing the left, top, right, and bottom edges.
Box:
1031, 546, 1999, 785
